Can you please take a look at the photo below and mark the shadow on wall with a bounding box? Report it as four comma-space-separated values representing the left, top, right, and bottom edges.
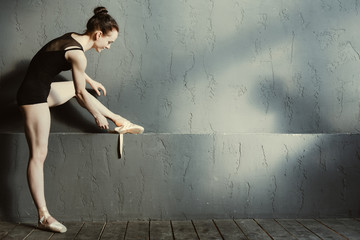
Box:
207, 134, 360, 219
0, 133, 26, 222
249, 76, 334, 133
0, 61, 28, 132
0, 134, 14, 221
49, 75, 103, 133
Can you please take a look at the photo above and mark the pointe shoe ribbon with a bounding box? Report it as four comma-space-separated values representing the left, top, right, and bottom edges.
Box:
38, 215, 67, 233
113, 121, 144, 158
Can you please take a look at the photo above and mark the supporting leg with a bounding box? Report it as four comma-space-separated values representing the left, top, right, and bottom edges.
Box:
20, 103, 66, 232
21, 103, 50, 211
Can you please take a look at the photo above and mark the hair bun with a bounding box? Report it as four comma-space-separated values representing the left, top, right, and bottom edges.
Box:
94, 6, 108, 15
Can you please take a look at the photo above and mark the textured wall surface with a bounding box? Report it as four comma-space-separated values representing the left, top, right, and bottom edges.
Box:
0, 133, 359, 222
1, 0, 360, 221
1, 0, 360, 133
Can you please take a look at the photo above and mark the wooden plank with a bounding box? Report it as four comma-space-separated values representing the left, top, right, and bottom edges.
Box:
255, 219, 297, 240
317, 219, 360, 239
51, 222, 84, 240
124, 221, 149, 240
297, 219, 345, 240
337, 219, 360, 233
235, 219, 272, 240
276, 219, 321, 240
74, 222, 105, 240
149, 221, 173, 240
192, 220, 222, 240
213, 219, 247, 240
171, 220, 198, 240
0, 222, 18, 238
26, 228, 54, 240
100, 221, 127, 240
2, 223, 34, 240
0, 218, 358, 240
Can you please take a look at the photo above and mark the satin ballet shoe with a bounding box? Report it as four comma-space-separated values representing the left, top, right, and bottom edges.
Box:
37, 208, 67, 233
38, 216, 67, 233
114, 117, 128, 127
114, 121, 144, 134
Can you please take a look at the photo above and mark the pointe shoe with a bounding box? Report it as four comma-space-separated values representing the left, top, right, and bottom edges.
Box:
37, 208, 67, 233
114, 121, 144, 134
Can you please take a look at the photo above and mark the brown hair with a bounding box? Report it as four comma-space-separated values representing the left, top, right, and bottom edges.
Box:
85, 6, 119, 35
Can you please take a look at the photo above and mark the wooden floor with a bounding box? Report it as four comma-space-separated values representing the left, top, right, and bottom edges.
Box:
1, 218, 360, 240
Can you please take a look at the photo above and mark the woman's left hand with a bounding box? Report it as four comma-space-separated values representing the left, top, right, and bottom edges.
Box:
89, 80, 107, 96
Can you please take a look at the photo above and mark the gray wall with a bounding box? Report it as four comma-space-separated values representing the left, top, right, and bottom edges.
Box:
1, 133, 359, 222
1, 0, 360, 133
1, 0, 360, 221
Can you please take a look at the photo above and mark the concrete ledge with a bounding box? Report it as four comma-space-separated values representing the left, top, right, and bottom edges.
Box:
0, 133, 359, 222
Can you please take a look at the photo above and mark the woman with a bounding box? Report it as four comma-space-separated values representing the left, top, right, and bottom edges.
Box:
16, 7, 143, 233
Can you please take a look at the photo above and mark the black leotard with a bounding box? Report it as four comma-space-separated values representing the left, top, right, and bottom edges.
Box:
17, 32, 83, 106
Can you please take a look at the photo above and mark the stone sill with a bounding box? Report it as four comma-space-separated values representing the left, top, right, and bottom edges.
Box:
1, 132, 359, 221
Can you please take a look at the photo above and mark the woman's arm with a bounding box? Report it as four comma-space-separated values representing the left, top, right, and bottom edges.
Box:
84, 72, 107, 96
66, 50, 109, 129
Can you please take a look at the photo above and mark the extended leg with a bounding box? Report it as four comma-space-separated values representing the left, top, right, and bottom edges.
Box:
47, 81, 76, 107
47, 81, 127, 125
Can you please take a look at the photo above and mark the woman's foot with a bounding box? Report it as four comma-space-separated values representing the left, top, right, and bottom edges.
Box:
37, 207, 67, 233
115, 121, 144, 134
114, 117, 144, 134
114, 116, 128, 127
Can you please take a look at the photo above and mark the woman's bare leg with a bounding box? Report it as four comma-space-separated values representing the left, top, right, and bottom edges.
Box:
21, 103, 67, 232
47, 81, 76, 107
21, 103, 54, 221
47, 81, 127, 126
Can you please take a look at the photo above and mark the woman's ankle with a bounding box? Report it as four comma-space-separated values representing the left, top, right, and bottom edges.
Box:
38, 206, 50, 219
114, 116, 128, 126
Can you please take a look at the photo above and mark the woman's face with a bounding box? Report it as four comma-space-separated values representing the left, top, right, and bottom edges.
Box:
94, 29, 118, 53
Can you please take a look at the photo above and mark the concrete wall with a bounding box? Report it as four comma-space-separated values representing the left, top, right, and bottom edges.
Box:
1, 0, 360, 133
1, 0, 360, 221
1, 133, 359, 222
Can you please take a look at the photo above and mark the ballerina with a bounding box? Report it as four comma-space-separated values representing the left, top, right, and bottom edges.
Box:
16, 6, 143, 233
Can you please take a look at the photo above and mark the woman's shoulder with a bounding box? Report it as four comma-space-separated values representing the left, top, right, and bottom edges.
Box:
65, 48, 87, 65
42, 32, 83, 52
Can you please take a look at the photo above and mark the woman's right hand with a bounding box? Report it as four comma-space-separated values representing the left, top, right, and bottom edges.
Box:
94, 114, 109, 129
88, 79, 107, 96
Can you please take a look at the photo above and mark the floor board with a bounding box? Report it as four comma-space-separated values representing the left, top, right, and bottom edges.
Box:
0, 222, 18, 239
235, 219, 272, 240
297, 219, 345, 240
255, 219, 297, 240
213, 219, 247, 240
171, 220, 198, 240
149, 221, 173, 240
100, 221, 127, 240
74, 222, 105, 240
0, 218, 359, 240
337, 219, 360, 233
192, 220, 222, 240
316, 219, 360, 240
25, 228, 54, 240
276, 219, 321, 240
2, 223, 34, 240
124, 221, 149, 240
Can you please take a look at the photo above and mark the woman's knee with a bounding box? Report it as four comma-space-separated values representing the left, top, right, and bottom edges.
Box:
48, 81, 75, 107
30, 146, 48, 164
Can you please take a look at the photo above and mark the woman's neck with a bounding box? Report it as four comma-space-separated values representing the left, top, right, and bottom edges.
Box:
71, 33, 94, 52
